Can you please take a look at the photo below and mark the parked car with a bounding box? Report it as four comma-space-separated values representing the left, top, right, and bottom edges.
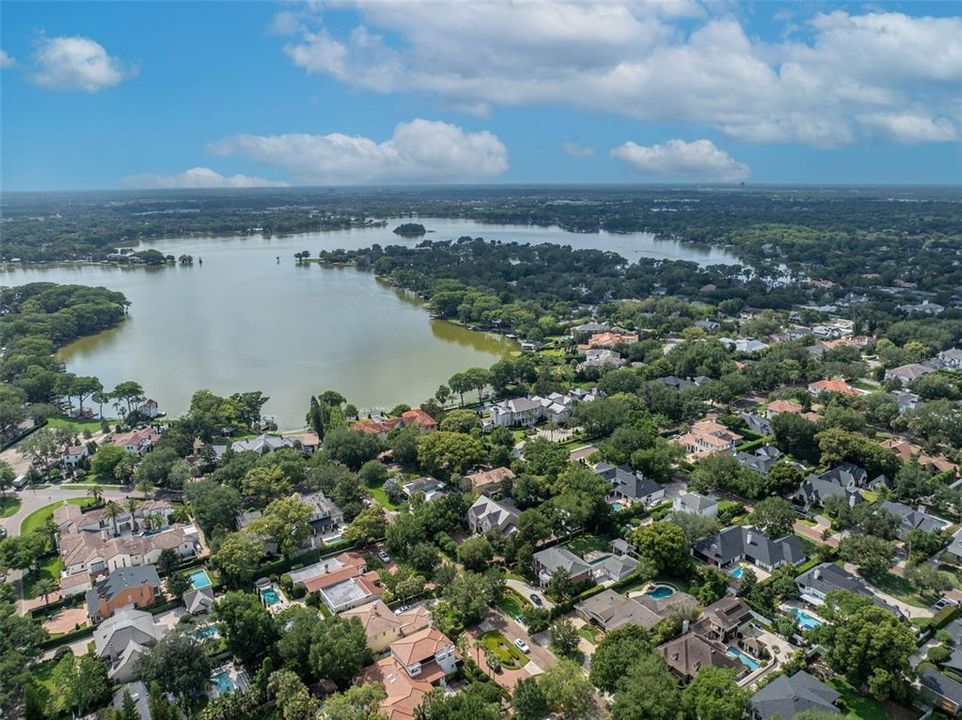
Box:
529, 593, 543, 606
378, 550, 391, 563
514, 638, 530, 654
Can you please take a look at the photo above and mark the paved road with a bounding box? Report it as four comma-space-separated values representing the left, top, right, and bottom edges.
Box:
485, 608, 557, 674
1, 484, 130, 537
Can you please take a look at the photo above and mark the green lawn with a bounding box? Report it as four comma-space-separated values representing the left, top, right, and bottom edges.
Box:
579, 624, 602, 644
478, 630, 529, 670
866, 571, 929, 608
0, 496, 21, 518
828, 677, 887, 720
23, 555, 64, 600
564, 533, 613, 558
46, 416, 106, 433
21, 497, 93, 536
497, 589, 530, 619
367, 482, 403, 511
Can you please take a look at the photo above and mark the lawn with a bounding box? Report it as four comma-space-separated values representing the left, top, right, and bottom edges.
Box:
366, 479, 403, 510
46, 416, 106, 433
23, 555, 64, 600
0, 496, 21, 518
478, 631, 529, 670
21, 497, 93, 536
579, 624, 602, 644
828, 676, 887, 720
497, 589, 530, 619
866, 571, 929, 608
564, 533, 613, 558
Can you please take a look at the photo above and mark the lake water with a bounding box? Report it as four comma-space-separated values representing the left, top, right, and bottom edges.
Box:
1, 218, 739, 428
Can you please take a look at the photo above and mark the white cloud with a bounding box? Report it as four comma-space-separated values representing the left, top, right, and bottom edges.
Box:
563, 142, 594, 158
30, 35, 134, 92
611, 139, 751, 182
119, 167, 288, 189
0, 50, 15, 69
279, 3, 962, 146
207, 119, 509, 184
857, 112, 957, 143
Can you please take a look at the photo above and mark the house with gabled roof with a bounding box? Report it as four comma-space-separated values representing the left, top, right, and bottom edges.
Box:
695, 526, 805, 572
533, 546, 592, 587
467, 495, 519, 535
85, 565, 161, 622
750, 671, 840, 720
657, 632, 744, 681
594, 463, 665, 508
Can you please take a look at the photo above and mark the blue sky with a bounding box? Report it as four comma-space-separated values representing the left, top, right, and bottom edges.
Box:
2, 1, 960, 191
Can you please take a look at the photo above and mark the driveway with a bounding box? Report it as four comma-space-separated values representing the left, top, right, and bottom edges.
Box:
841, 562, 934, 620
484, 608, 557, 674
506, 578, 554, 610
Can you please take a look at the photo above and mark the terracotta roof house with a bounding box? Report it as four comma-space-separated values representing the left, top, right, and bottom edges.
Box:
808, 379, 858, 396
85, 566, 162, 622
464, 467, 515, 495
750, 671, 840, 720
657, 632, 744, 681
290, 551, 368, 593
110, 428, 161, 454
341, 599, 432, 653
352, 418, 402, 438
62, 444, 89, 466
399, 409, 437, 431
319, 570, 384, 613
766, 399, 803, 418
361, 627, 459, 720
675, 417, 743, 458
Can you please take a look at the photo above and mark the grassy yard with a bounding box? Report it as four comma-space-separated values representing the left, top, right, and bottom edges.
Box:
46, 416, 105, 433
366, 479, 403, 510
564, 533, 613, 558
21, 497, 93, 536
497, 589, 530, 619
828, 676, 887, 720
478, 631, 529, 670
23, 555, 64, 600
0, 496, 21, 518
866, 571, 928, 608
579, 624, 602, 644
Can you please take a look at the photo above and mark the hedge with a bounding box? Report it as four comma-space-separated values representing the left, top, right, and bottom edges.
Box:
40, 624, 95, 650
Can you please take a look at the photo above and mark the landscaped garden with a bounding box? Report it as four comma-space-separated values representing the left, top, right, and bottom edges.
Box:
0, 496, 21, 518
478, 631, 529, 671
829, 676, 888, 720
564, 533, 613, 558
496, 589, 530, 619
21, 497, 94, 536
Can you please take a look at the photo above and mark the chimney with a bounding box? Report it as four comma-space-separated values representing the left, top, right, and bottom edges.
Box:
814, 568, 821, 580
682, 620, 690, 634
746, 532, 754, 545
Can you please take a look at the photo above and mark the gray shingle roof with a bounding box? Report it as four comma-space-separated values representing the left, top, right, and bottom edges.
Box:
695, 526, 805, 568
750, 671, 840, 720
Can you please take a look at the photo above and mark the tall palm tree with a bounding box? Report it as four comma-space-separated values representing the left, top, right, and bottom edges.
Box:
105, 501, 121, 536
126, 497, 140, 532
35, 576, 58, 604
87, 485, 103, 505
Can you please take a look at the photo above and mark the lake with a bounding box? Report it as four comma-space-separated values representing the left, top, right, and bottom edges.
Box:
1, 218, 740, 428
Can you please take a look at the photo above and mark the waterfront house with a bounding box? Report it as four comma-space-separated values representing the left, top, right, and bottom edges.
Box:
110, 427, 161, 455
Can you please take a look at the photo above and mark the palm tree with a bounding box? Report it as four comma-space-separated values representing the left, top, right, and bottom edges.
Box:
105, 501, 121, 536
35, 576, 58, 604
126, 497, 140, 532
87, 485, 103, 505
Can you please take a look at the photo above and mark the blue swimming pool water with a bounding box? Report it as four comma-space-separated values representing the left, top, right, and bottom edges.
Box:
609, 501, 626, 512
261, 587, 281, 606
730, 567, 744, 579
189, 569, 212, 590
726, 646, 760, 672
791, 608, 823, 630
211, 670, 234, 696
645, 585, 675, 600
193, 624, 220, 640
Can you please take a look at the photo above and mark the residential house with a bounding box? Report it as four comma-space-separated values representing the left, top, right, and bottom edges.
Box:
577, 588, 698, 632
719, 337, 770, 354
675, 418, 743, 458
94, 608, 169, 683
900, 300, 945, 316
319, 571, 384, 613
464, 467, 515, 496
891, 390, 920, 414
533, 546, 592, 587
112, 681, 151, 720
137, 400, 161, 419
937, 348, 962, 371
879, 500, 949, 539
741, 412, 773, 436
807, 379, 858, 396
692, 596, 765, 659
750, 671, 841, 720
673, 492, 719, 518
796, 562, 898, 614
583, 331, 639, 348
734, 445, 785, 476
657, 632, 744, 681
55, 499, 174, 539
695, 319, 720, 332
578, 348, 625, 371
695, 526, 806, 572
570, 321, 612, 341
594, 463, 665, 509
591, 553, 639, 584
399, 409, 438, 431
228, 433, 297, 454
86, 566, 162, 622
300, 491, 344, 545
946, 529, 962, 565
881, 438, 958, 475
288, 551, 368, 593
360, 628, 459, 720
342, 600, 433, 653
467, 495, 519, 535
110, 427, 161, 455
402, 477, 449, 503
351, 418, 401, 440
885, 363, 936, 383
921, 668, 962, 716
489, 397, 543, 427
766, 399, 803, 418
62, 444, 89, 467
793, 474, 862, 510
184, 586, 215, 615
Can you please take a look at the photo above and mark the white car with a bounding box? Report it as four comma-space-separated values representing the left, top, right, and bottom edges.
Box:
514, 638, 530, 654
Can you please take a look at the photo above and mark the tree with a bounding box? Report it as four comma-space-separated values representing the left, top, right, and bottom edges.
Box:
0, 460, 14, 499
457, 536, 493, 572
138, 631, 213, 712
322, 682, 387, 720
215, 591, 278, 663
134, 447, 185, 491
772, 412, 819, 464
545, 568, 576, 601
309, 616, 373, 688
186, 480, 242, 535
765, 461, 804, 495
49, 652, 111, 716
344, 504, 387, 545
748, 497, 797, 538
90, 443, 126, 479
512, 676, 548, 720
19, 427, 65, 472
323, 427, 382, 470
549, 618, 580, 659
633, 521, 691, 577
682, 666, 749, 720
247, 495, 313, 558
269, 670, 320, 720
439, 409, 481, 433
0, 590, 47, 713
117, 689, 141, 720
241, 465, 291, 506
417, 431, 487, 477
70, 376, 103, 414
838, 535, 895, 577
358, 459, 388, 487
669, 511, 720, 545
539, 658, 596, 719
212, 531, 263, 586
112, 380, 146, 414
611, 652, 681, 720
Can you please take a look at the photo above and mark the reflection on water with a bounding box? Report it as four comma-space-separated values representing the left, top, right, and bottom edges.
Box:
2, 217, 736, 428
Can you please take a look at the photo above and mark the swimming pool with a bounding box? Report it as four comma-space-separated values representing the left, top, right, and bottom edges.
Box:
726, 646, 760, 672
192, 624, 221, 640
261, 587, 281, 607
609, 501, 627, 512
730, 566, 744, 579
791, 608, 823, 630
210, 670, 235, 696
645, 585, 675, 600
189, 569, 212, 590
